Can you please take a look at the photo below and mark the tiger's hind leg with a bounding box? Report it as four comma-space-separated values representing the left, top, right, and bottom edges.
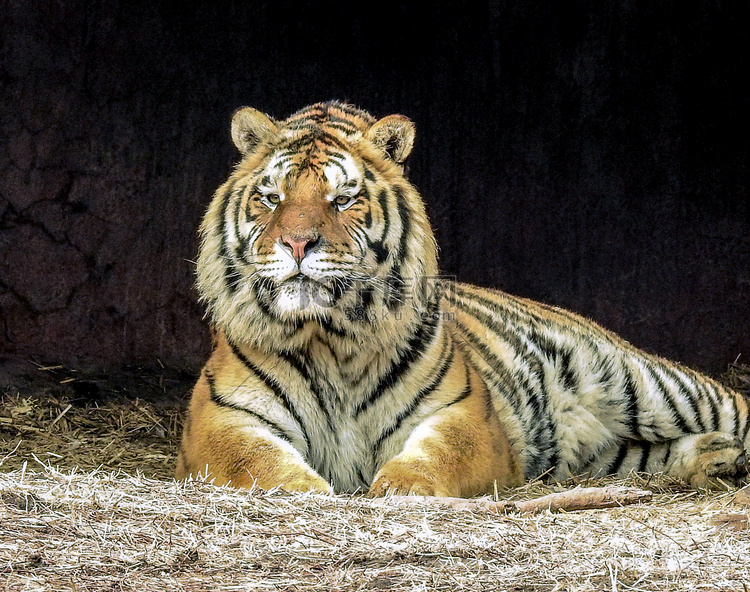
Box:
583, 433, 748, 490
664, 432, 748, 489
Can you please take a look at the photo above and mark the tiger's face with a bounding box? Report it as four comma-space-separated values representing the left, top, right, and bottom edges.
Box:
236, 138, 372, 317
198, 102, 439, 343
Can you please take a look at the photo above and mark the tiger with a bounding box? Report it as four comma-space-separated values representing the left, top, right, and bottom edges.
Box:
175, 101, 749, 497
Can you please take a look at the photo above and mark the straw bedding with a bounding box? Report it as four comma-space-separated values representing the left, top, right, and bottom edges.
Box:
1, 359, 749, 591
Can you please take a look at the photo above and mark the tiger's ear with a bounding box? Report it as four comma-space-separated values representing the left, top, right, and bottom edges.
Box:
366, 115, 416, 164
231, 107, 278, 154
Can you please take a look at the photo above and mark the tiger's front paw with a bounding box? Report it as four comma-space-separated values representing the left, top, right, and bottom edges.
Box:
368, 458, 454, 497
233, 467, 333, 494
278, 474, 334, 494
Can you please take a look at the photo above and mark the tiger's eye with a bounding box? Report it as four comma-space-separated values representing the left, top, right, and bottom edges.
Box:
267, 193, 281, 205
334, 195, 354, 208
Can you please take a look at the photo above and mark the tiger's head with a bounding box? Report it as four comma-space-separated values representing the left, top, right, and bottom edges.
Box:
197, 102, 440, 351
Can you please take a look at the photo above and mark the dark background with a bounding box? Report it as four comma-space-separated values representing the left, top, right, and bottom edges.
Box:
1, 0, 748, 378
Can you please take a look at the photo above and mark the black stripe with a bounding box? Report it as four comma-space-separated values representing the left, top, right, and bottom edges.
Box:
253, 277, 280, 318
741, 402, 750, 443
383, 187, 411, 311
452, 282, 605, 342
275, 148, 297, 159
606, 442, 629, 476
231, 189, 248, 256
272, 157, 291, 170
450, 283, 608, 361
314, 328, 350, 367
584, 344, 640, 438
662, 441, 672, 469
448, 295, 555, 403
456, 339, 522, 413
368, 238, 389, 265
359, 285, 375, 313
726, 389, 739, 435
318, 130, 350, 151
320, 315, 352, 339
622, 370, 642, 438
449, 315, 527, 408
651, 364, 710, 432
660, 365, 708, 432
358, 181, 371, 203
280, 135, 315, 154
218, 179, 242, 293
206, 372, 294, 442
325, 120, 362, 135
327, 101, 373, 120
443, 362, 473, 409
325, 156, 350, 179
346, 284, 375, 325
450, 283, 537, 326
342, 219, 366, 253
356, 466, 369, 490
250, 279, 308, 332
394, 186, 411, 259
693, 377, 721, 431
354, 299, 441, 417
244, 200, 260, 223
557, 347, 577, 391
643, 362, 701, 433
226, 338, 311, 451
278, 350, 336, 435
245, 222, 265, 253
328, 277, 352, 305
451, 287, 554, 369
638, 442, 651, 472
372, 337, 455, 455
235, 218, 265, 268
375, 189, 391, 246
326, 112, 367, 128
326, 151, 348, 162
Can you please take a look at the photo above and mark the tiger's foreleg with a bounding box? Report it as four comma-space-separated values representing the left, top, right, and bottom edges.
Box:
175, 371, 333, 493
368, 366, 524, 497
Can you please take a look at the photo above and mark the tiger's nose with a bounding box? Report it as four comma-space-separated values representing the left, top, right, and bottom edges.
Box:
281, 235, 320, 264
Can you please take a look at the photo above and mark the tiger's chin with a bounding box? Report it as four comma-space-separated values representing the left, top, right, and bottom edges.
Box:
272, 275, 339, 318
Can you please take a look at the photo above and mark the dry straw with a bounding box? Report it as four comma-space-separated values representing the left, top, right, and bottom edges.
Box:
1, 361, 749, 591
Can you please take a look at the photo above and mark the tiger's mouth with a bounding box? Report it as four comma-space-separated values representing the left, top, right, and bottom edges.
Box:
280, 273, 325, 291
269, 272, 351, 315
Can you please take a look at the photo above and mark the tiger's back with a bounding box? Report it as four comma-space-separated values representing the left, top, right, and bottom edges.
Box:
446, 281, 749, 485
176, 101, 748, 495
